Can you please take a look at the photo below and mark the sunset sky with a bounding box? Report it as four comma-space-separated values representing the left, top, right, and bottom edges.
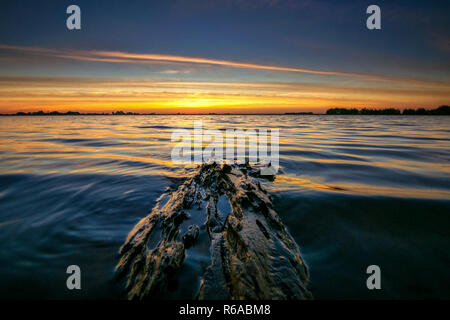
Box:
0, 0, 449, 114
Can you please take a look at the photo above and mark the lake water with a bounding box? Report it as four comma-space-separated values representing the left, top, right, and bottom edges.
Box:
0, 115, 449, 299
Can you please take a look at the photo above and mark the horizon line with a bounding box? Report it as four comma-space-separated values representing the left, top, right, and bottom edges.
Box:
2, 105, 448, 116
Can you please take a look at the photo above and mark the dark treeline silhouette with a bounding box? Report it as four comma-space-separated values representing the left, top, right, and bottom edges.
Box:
1, 110, 150, 116
14, 110, 83, 116
112, 110, 142, 115
2, 106, 449, 116
326, 105, 450, 115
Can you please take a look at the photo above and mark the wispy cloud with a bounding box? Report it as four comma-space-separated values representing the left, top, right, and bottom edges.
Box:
160, 69, 192, 74
0, 45, 449, 113
0, 44, 433, 84
0, 75, 448, 114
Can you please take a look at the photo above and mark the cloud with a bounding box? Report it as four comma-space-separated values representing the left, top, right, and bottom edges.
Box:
0, 44, 412, 83
0, 75, 448, 114
160, 70, 192, 74
2, 44, 449, 90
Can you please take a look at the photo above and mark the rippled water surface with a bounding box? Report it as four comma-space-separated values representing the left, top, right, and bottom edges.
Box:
0, 115, 449, 299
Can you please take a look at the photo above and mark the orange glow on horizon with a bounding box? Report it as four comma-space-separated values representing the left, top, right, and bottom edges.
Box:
0, 76, 448, 114
0, 45, 449, 114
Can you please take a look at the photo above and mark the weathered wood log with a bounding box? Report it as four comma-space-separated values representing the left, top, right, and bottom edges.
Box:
116, 163, 312, 300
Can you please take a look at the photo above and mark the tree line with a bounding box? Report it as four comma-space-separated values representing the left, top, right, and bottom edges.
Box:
326, 105, 450, 115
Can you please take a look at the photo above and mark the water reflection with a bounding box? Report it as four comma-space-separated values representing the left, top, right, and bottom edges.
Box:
0, 115, 449, 299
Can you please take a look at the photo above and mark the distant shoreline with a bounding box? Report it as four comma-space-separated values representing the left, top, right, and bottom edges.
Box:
0, 106, 449, 116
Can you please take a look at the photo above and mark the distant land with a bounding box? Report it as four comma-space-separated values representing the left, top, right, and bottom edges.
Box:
326, 105, 450, 115
0, 106, 449, 116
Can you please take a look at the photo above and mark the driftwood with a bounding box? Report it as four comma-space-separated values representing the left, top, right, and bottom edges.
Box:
116, 163, 312, 300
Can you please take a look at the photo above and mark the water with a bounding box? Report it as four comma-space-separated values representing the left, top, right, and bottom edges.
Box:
0, 115, 449, 299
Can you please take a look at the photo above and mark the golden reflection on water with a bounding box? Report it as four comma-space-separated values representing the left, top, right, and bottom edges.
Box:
274, 174, 450, 199
0, 115, 449, 199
